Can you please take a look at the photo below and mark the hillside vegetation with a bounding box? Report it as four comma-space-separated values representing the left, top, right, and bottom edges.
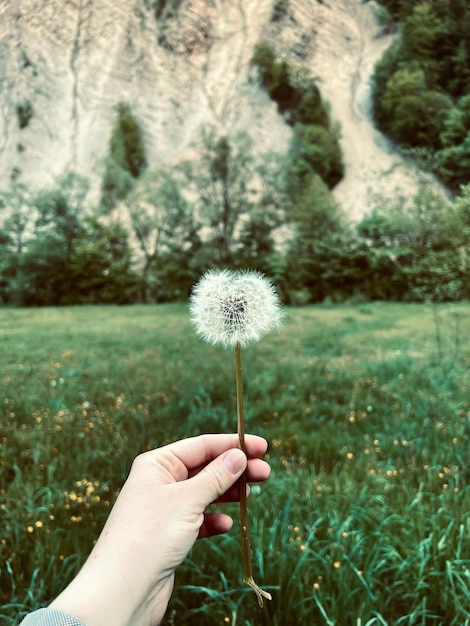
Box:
373, 0, 470, 191
1, 155, 469, 306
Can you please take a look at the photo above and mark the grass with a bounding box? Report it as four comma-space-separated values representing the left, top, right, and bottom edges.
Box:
0, 302, 469, 625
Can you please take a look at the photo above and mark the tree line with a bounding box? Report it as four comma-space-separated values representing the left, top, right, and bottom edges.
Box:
1, 126, 469, 306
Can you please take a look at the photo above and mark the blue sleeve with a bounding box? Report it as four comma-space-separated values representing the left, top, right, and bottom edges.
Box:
20, 608, 86, 626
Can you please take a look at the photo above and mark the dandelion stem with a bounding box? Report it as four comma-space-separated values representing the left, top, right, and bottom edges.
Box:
235, 342, 272, 608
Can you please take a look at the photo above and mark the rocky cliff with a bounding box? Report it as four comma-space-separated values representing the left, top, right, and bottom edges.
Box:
0, 0, 436, 216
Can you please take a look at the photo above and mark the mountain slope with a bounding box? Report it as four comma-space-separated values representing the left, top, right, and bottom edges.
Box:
0, 0, 444, 215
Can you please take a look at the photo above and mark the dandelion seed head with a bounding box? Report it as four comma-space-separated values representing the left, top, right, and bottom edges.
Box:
190, 269, 282, 348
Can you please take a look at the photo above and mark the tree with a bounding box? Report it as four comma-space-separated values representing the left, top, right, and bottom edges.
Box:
68, 218, 137, 304
14, 217, 80, 307
34, 173, 89, 254
250, 43, 330, 128
372, 0, 470, 190
436, 135, 470, 190
0, 184, 36, 254
0, 177, 90, 305
440, 95, 470, 146
11, 173, 89, 305
371, 42, 402, 128
357, 183, 470, 301
436, 94, 470, 189
283, 174, 357, 302
236, 210, 280, 275
0, 184, 38, 304
380, 65, 452, 148
153, 0, 183, 20
124, 168, 197, 301
390, 91, 453, 149
182, 126, 256, 265
201, 127, 255, 263
101, 102, 147, 210
250, 42, 280, 91
287, 123, 344, 190
401, 3, 444, 63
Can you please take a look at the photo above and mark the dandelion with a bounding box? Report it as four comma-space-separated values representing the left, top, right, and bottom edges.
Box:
190, 269, 282, 607
190, 269, 282, 348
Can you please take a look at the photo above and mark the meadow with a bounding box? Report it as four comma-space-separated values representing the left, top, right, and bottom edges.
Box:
0, 303, 469, 625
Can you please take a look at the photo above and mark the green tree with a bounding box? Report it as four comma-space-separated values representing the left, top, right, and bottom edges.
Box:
101, 159, 134, 211
16, 100, 34, 129
436, 94, 470, 188
0, 184, 38, 304
236, 211, 283, 277
183, 126, 257, 264
380, 65, 452, 148
153, 0, 183, 19
291, 81, 330, 127
16, 235, 69, 305
12, 174, 140, 305
376, 0, 422, 18
287, 123, 344, 190
250, 43, 330, 128
250, 42, 281, 91
373, 0, 470, 189
371, 42, 402, 128
391, 91, 452, 149
401, 3, 444, 63
0, 184, 36, 254
12, 174, 89, 305
108, 102, 146, 177
124, 168, 197, 301
436, 135, 470, 190
357, 183, 470, 301
68, 218, 138, 304
235, 152, 287, 277
283, 174, 362, 303
34, 173, 89, 254
101, 102, 147, 210
440, 95, 470, 146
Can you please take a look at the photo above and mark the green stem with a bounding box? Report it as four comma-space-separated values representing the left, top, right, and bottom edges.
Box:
235, 343, 272, 607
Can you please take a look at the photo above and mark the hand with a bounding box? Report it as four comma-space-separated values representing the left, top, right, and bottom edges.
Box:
50, 434, 270, 626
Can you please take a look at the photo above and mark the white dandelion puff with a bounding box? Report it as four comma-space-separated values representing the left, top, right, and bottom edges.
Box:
189, 269, 282, 348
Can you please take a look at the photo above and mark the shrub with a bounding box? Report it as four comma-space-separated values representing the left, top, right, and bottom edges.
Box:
100, 102, 147, 210
250, 43, 330, 129
287, 123, 344, 190
16, 100, 34, 129
271, 0, 289, 21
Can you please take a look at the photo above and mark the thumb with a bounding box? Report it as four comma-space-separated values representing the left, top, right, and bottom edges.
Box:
191, 448, 247, 506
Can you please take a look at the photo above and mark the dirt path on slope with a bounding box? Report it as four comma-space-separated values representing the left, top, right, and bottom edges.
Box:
310, 0, 444, 219
189, 0, 276, 129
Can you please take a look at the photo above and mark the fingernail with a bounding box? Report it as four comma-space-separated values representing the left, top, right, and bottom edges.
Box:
223, 449, 246, 475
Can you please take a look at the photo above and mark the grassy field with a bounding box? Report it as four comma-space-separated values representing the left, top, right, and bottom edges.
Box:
0, 303, 469, 625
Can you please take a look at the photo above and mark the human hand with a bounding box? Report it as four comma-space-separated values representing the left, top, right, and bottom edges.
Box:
50, 434, 270, 626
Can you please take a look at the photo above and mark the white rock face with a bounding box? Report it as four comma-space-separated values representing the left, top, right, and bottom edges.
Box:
0, 0, 289, 193
0, 0, 446, 216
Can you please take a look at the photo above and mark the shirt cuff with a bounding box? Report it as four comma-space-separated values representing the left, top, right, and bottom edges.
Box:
20, 607, 87, 626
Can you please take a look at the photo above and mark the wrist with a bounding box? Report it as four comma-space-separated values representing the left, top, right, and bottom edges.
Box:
49, 557, 169, 626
